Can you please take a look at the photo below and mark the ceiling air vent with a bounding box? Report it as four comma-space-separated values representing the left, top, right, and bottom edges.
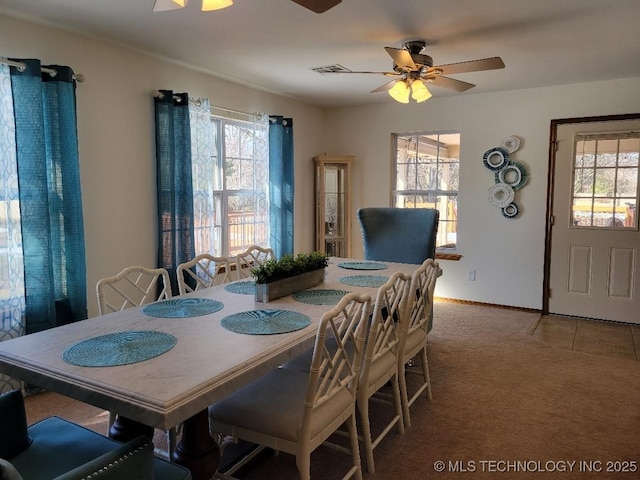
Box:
310, 64, 352, 75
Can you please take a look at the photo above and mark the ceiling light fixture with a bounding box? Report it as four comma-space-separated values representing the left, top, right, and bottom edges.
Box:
152, 0, 233, 12
388, 78, 432, 104
410, 79, 432, 103
388, 80, 410, 104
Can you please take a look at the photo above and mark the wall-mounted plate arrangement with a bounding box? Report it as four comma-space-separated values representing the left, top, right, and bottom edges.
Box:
483, 135, 528, 219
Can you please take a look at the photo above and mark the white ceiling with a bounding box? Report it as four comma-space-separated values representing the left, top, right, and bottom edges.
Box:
1, 0, 639, 108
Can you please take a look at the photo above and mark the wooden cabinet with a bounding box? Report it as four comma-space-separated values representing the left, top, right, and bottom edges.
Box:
313, 155, 354, 258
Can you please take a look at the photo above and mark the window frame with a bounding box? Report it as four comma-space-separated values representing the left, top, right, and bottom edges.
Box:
192, 113, 270, 258
392, 130, 460, 249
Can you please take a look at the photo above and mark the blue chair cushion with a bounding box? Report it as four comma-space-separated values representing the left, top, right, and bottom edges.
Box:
357, 207, 439, 264
10, 417, 191, 480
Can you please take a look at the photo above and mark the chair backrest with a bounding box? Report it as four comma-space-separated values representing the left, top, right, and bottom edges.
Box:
399, 259, 440, 357
357, 207, 439, 264
300, 292, 371, 432
96, 266, 172, 316
176, 254, 232, 295
361, 271, 412, 391
235, 245, 275, 280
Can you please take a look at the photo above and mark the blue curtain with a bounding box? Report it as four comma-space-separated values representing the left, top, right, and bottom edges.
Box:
269, 115, 294, 258
154, 90, 194, 295
8, 59, 87, 334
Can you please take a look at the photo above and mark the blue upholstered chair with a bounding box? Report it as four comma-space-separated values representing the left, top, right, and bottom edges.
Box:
0, 390, 192, 480
357, 207, 439, 333
357, 207, 439, 264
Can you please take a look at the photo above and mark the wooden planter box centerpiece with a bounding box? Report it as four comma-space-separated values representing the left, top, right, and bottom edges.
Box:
252, 252, 329, 303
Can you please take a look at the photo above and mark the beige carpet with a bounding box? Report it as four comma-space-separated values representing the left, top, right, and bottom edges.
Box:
24, 302, 640, 479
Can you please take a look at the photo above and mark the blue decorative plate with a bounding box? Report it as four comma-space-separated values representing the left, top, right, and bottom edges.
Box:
142, 298, 223, 318
338, 261, 388, 270
340, 275, 389, 288
224, 281, 256, 295
62, 330, 177, 367
292, 289, 349, 305
482, 146, 510, 171
221, 309, 311, 335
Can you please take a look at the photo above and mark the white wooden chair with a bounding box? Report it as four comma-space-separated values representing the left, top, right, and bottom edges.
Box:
96, 265, 172, 316
208, 292, 372, 480
95, 265, 178, 457
176, 254, 232, 295
398, 258, 440, 428
357, 271, 411, 473
280, 271, 413, 474
234, 245, 274, 280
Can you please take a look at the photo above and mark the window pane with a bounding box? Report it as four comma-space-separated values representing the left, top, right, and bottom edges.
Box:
393, 130, 460, 248
440, 161, 459, 191
571, 133, 639, 230
573, 168, 594, 196
616, 167, 638, 197
593, 168, 616, 197
193, 111, 269, 256
595, 140, 618, 166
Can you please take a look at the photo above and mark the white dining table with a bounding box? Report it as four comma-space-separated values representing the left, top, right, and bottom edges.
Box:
0, 258, 421, 479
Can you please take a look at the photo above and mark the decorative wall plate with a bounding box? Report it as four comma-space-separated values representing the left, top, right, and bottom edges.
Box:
502, 202, 520, 218
483, 147, 510, 171
500, 135, 520, 153
487, 183, 515, 208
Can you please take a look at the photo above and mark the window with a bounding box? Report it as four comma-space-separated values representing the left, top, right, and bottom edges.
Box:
191, 114, 270, 257
393, 131, 459, 248
571, 133, 638, 229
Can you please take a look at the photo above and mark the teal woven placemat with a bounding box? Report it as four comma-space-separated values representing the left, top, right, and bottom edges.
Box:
338, 261, 388, 270
339, 275, 389, 288
224, 281, 256, 295
62, 330, 177, 367
292, 289, 349, 305
142, 298, 223, 318
221, 309, 311, 335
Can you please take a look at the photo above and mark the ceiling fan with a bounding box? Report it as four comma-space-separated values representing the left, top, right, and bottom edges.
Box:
153, 0, 341, 13
331, 40, 505, 103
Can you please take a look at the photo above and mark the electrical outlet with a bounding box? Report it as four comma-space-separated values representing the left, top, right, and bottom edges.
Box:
467, 269, 476, 281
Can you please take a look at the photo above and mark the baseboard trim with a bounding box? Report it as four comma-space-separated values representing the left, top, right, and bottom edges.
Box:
434, 296, 542, 314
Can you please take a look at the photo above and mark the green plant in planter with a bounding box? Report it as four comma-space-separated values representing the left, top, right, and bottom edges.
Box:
251, 252, 329, 284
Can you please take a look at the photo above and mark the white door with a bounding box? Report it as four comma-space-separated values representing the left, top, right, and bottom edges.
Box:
548, 119, 640, 323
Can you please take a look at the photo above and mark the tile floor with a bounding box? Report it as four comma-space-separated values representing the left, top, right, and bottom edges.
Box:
531, 314, 640, 361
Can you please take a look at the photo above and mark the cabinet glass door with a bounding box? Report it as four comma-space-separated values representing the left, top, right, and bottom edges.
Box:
322, 165, 347, 256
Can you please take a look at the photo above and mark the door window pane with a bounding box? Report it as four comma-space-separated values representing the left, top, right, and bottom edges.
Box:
571, 133, 639, 229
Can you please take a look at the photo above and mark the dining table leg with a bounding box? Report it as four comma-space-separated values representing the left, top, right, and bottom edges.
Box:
108, 415, 154, 442
172, 408, 219, 480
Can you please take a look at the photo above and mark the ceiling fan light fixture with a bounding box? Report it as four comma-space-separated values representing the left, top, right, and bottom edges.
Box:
153, 0, 188, 12
388, 80, 410, 104
201, 0, 233, 11
411, 79, 432, 103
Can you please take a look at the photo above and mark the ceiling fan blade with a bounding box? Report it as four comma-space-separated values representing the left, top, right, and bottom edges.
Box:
153, 0, 188, 12
384, 47, 417, 71
428, 75, 475, 92
431, 57, 505, 76
332, 70, 400, 76
290, 0, 341, 13
370, 80, 398, 93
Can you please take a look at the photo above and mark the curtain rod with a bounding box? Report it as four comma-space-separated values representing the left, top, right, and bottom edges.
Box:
152, 90, 262, 120
0, 57, 85, 82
